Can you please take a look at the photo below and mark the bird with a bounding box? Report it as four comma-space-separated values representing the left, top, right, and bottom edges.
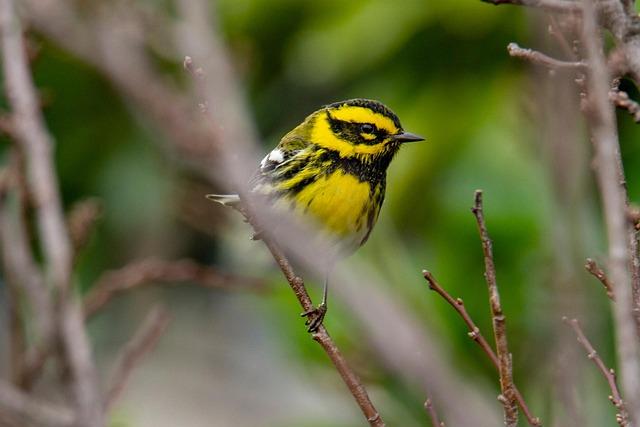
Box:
208, 98, 424, 332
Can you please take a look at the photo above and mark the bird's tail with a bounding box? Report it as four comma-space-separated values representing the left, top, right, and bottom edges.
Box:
206, 194, 241, 207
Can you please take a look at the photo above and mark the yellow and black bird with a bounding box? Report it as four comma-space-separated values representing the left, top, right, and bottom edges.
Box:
208, 99, 424, 331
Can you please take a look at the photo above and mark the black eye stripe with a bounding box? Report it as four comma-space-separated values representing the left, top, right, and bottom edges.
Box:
326, 114, 388, 145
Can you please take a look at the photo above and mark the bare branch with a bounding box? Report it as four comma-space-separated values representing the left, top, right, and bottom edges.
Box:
0, 1, 103, 424
0, 380, 75, 427
471, 190, 518, 427
257, 234, 385, 426
0, 159, 54, 360
83, 258, 267, 318
585, 258, 616, 300
423, 270, 542, 426
1, 0, 71, 293
104, 306, 171, 411
563, 318, 630, 426
610, 88, 640, 123
424, 398, 445, 427
507, 42, 587, 69
580, 0, 640, 422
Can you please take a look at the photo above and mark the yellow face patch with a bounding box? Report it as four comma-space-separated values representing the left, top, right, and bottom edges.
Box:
331, 106, 399, 135
311, 113, 390, 157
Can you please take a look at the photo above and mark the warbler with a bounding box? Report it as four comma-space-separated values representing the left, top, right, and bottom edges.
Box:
208, 99, 424, 331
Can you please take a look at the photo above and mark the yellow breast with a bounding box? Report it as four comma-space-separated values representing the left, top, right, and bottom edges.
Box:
284, 169, 380, 250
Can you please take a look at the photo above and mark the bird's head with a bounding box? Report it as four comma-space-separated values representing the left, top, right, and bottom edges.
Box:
306, 98, 424, 162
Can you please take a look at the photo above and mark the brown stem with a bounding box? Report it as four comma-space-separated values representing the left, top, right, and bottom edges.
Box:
471, 190, 518, 427
563, 317, 630, 426
83, 258, 267, 318
257, 234, 385, 426
507, 42, 587, 69
423, 270, 542, 426
585, 258, 616, 300
424, 398, 445, 427
610, 88, 640, 123
104, 306, 171, 412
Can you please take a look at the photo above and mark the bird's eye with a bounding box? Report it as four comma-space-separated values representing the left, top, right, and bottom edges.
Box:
360, 124, 375, 134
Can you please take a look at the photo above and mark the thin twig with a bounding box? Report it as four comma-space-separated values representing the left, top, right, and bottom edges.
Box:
585, 258, 616, 300
423, 270, 542, 426
507, 42, 587, 69
83, 258, 267, 318
104, 306, 171, 412
629, 206, 640, 231
471, 190, 518, 427
563, 317, 630, 426
0, 380, 75, 427
610, 88, 640, 123
257, 233, 385, 426
424, 398, 445, 427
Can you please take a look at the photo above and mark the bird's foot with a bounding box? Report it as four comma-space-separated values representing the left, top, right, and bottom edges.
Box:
301, 303, 327, 333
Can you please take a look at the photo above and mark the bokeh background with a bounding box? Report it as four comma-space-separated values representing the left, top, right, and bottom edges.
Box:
3, 0, 640, 426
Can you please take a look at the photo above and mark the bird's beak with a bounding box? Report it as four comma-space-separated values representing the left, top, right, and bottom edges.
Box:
393, 131, 425, 143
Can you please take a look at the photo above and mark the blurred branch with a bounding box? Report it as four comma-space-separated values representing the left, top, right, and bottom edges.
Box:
563, 317, 630, 426
104, 306, 171, 412
0, 380, 74, 427
67, 198, 102, 261
423, 270, 542, 426
0, 159, 54, 367
84, 258, 267, 318
585, 258, 616, 300
507, 42, 587, 69
23, 0, 222, 183
1, 0, 71, 293
424, 398, 445, 427
471, 190, 518, 427
580, 1, 640, 423
0, 0, 103, 424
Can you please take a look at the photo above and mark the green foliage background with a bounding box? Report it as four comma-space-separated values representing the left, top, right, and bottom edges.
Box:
4, 0, 640, 426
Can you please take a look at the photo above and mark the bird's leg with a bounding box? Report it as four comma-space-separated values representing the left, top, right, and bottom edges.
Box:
301, 274, 329, 333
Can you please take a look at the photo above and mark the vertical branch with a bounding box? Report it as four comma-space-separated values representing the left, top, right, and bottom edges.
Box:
471, 190, 518, 427
0, 1, 103, 425
580, 0, 640, 423
0, 0, 70, 292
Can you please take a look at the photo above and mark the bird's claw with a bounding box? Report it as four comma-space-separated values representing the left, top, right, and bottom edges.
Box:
301, 303, 327, 333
